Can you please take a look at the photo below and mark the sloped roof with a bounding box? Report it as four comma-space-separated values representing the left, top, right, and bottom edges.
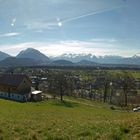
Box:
0, 74, 31, 87
32, 90, 42, 95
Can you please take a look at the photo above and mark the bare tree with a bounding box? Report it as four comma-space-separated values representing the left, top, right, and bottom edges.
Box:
47, 71, 69, 101
121, 72, 135, 106
103, 81, 108, 103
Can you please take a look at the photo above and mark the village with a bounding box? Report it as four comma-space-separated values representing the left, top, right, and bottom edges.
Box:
0, 0, 140, 139
0, 67, 140, 108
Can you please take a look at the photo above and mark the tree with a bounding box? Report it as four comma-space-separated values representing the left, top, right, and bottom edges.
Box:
63, 74, 76, 97
109, 82, 113, 104
47, 70, 68, 101
94, 70, 112, 102
121, 72, 135, 106
47, 71, 58, 99
89, 84, 93, 100
57, 73, 66, 101
103, 81, 109, 103
35, 78, 39, 90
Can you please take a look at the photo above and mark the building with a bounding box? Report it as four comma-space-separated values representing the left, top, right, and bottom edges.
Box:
0, 74, 32, 102
31, 90, 43, 101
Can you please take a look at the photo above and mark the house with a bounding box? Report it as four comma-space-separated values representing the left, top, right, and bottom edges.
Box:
0, 74, 32, 102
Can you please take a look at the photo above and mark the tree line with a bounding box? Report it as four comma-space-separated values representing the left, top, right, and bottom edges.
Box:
46, 70, 138, 106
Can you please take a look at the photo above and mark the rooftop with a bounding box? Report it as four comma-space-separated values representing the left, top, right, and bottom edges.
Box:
31, 90, 42, 95
0, 74, 30, 87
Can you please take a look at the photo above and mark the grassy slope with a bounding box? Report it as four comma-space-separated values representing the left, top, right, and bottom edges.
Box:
0, 98, 140, 140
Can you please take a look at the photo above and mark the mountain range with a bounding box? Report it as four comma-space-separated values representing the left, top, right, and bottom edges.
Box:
0, 51, 11, 61
0, 48, 140, 67
52, 53, 140, 65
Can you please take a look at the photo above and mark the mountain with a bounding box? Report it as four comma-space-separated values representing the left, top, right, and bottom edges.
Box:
133, 53, 140, 58
52, 53, 140, 65
123, 56, 140, 65
51, 53, 97, 63
16, 48, 50, 63
77, 60, 98, 66
50, 60, 74, 66
0, 49, 139, 66
52, 53, 123, 64
0, 57, 40, 67
95, 55, 123, 64
0, 51, 11, 61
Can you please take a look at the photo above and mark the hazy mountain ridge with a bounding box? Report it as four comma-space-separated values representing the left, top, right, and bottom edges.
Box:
0, 48, 140, 67
52, 53, 140, 65
77, 60, 98, 66
0, 51, 11, 61
0, 57, 40, 67
50, 59, 74, 66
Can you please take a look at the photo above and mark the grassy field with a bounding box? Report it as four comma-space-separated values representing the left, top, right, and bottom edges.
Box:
0, 98, 140, 140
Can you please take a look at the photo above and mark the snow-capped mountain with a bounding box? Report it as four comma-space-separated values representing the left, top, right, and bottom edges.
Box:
132, 53, 140, 58
51, 53, 140, 65
0, 49, 139, 67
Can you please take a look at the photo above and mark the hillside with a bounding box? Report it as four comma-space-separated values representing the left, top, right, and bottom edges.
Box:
50, 59, 74, 66
77, 60, 97, 66
0, 98, 139, 139
0, 57, 39, 67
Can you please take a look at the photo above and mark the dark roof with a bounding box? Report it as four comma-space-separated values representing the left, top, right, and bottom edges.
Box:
0, 74, 30, 87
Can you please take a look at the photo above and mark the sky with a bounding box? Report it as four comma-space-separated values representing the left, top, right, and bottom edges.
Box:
0, 0, 139, 57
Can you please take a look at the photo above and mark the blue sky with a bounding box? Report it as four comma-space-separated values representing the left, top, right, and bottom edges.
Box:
0, 0, 139, 56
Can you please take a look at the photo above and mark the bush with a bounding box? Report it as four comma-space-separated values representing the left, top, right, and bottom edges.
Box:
110, 106, 115, 110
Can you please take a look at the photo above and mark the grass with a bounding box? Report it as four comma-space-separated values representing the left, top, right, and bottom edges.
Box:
131, 71, 140, 79
0, 98, 140, 140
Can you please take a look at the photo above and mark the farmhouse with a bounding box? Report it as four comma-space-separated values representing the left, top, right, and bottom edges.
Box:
0, 74, 32, 102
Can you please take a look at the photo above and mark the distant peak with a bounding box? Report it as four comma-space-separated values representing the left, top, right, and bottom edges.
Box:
16, 48, 49, 62
24, 48, 39, 52
133, 53, 140, 58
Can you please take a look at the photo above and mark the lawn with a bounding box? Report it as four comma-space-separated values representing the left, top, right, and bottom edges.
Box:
0, 98, 140, 140
131, 71, 140, 79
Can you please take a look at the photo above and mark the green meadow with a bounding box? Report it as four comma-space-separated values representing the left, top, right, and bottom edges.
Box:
0, 98, 140, 140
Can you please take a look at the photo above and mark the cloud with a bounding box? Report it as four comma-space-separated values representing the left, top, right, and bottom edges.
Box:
24, 19, 60, 30
23, 3, 125, 30
57, 5, 124, 25
0, 32, 21, 37
0, 39, 132, 57
91, 38, 118, 43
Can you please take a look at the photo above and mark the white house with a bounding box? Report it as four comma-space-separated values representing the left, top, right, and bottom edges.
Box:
0, 74, 32, 102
